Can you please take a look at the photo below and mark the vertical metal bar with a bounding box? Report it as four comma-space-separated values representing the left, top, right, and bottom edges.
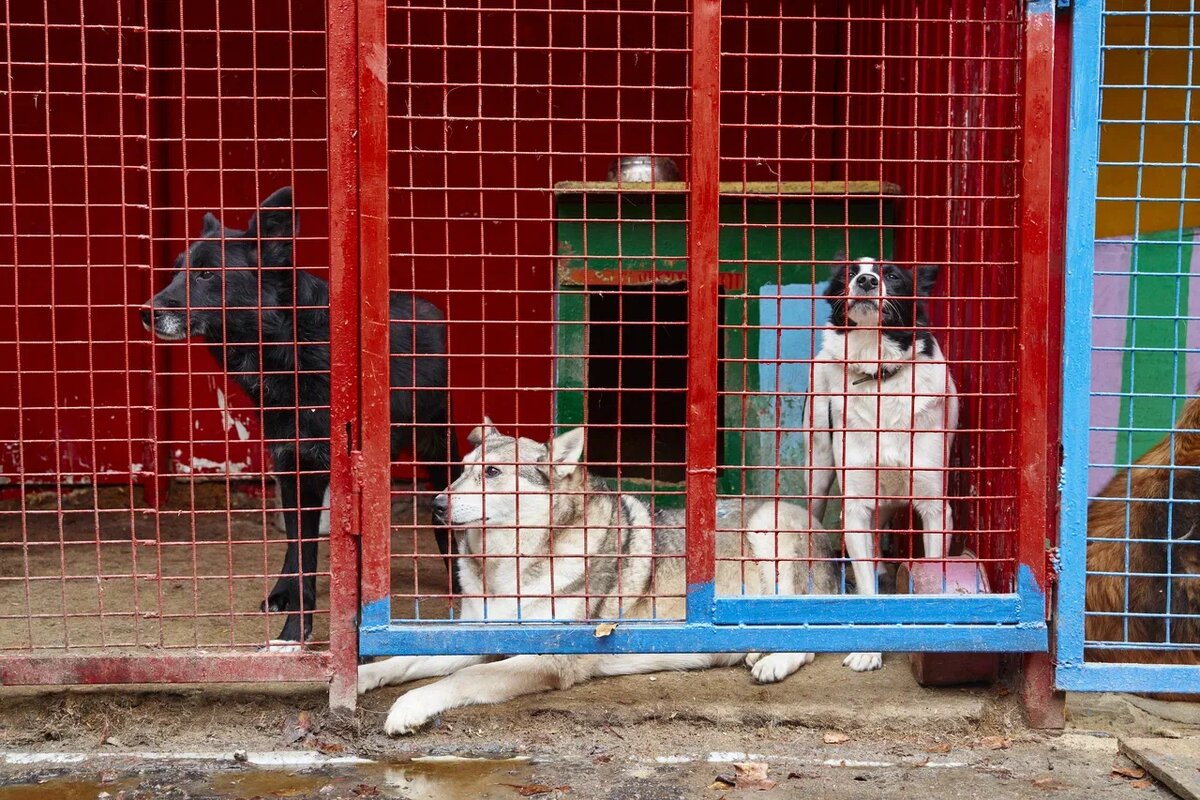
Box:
356, 0, 393, 631
685, 0, 721, 621
326, 0, 363, 712
1055, 0, 1103, 680
1023, 1, 1074, 730
1016, 0, 1055, 624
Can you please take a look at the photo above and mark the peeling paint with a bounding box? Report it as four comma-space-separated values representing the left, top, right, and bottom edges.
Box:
175, 457, 249, 475
215, 389, 251, 441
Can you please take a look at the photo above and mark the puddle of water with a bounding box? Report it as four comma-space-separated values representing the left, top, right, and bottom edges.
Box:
1, 757, 536, 800
0, 777, 138, 800
385, 757, 534, 800
209, 768, 340, 797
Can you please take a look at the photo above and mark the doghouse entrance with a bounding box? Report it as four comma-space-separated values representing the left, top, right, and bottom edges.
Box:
584, 284, 720, 483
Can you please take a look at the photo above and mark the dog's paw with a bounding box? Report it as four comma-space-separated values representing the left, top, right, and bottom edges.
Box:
383, 690, 439, 736
262, 639, 303, 654
260, 597, 287, 614
842, 651, 883, 672
744, 652, 763, 667
749, 652, 814, 684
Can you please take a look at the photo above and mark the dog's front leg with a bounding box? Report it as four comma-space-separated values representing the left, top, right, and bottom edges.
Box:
358, 654, 493, 693
803, 385, 835, 525
263, 474, 303, 651
841, 500, 883, 672
382, 654, 570, 735
292, 473, 328, 644
913, 478, 953, 562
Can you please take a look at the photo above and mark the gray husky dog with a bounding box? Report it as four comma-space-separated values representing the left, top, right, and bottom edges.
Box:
359, 421, 842, 735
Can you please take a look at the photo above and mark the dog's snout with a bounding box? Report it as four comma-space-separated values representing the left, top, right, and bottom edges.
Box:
140, 308, 152, 329
855, 272, 879, 292
431, 493, 448, 524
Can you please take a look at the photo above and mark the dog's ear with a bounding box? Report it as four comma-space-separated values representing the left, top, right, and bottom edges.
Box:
467, 416, 499, 446
201, 212, 222, 238
247, 186, 297, 267
915, 264, 941, 297
544, 427, 585, 478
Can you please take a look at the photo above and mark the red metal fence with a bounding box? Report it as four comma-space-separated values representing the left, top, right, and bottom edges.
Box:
367, 0, 1054, 640
0, 0, 357, 706
1, 0, 1060, 711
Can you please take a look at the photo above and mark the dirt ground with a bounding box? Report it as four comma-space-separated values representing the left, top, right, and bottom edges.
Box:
0, 674, 1196, 799
0, 482, 451, 651
3, 482, 1198, 798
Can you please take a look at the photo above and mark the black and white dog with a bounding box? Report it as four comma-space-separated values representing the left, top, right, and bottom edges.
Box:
805, 257, 959, 672
142, 187, 460, 647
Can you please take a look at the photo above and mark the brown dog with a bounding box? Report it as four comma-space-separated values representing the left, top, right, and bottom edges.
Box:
1085, 396, 1200, 697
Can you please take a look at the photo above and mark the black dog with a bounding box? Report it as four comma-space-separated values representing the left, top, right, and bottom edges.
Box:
142, 186, 460, 645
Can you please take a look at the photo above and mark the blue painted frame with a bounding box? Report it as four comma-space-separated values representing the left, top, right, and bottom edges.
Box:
1054, 0, 1200, 693
361, 578, 1047, 657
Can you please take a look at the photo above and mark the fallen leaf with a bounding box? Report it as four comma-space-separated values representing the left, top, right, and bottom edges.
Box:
594, 622, 617, 638
980, 736, 1010, 750
282, 712, 315, 745
708, 777, 735, 790
592, 754, 612, 764
104, 735, 125, 748
1111, 766, 1147, 780
1131, 779, 1152, 789
732, 762, 777, 791
787, 772, 817, 780
313, 738, 345, 755
1032, 776, 1068, 790
350, 784, 380, 797
823, 731, 850, 745
926, 742, 952, 754
98, 770, 117, 785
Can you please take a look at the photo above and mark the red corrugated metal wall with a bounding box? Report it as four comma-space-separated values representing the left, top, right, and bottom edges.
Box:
2, 0, 1024, 589
0, 0, 328, 494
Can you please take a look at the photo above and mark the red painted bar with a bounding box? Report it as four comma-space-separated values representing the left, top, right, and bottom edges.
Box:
325, 0, 363, 713
1016, 0, 1063, 728
0, 653, 330, 687
685, 0, 721, 594
1023, 3, 1071, 730
357, 0, 394, 617
1016, 5, 1054, 617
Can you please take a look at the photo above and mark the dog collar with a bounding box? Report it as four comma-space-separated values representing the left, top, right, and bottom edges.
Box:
852, 365, 902, 386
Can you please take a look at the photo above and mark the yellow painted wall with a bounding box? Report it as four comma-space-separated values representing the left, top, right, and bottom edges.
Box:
1096, 0, 1200, 239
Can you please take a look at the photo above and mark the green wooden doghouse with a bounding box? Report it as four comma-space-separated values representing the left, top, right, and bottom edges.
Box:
552, 180, 900, 505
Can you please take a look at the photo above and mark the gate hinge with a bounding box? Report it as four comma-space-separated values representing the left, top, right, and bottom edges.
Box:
347, 450, 365, 537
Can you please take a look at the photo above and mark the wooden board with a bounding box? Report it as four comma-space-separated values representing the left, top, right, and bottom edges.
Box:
1120, 737, 1200, 800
